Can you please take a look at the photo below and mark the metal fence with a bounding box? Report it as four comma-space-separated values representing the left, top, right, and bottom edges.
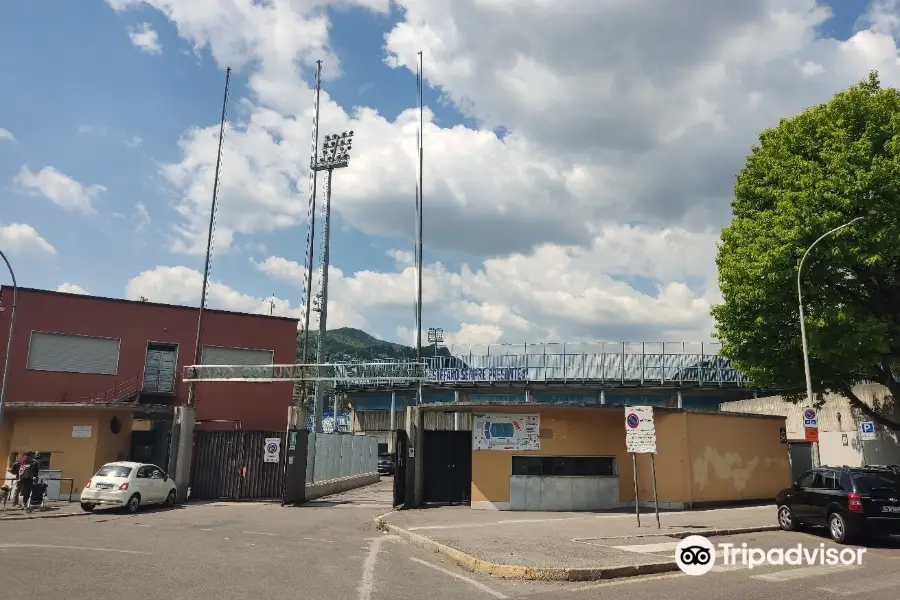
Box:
306, 433, 377, 484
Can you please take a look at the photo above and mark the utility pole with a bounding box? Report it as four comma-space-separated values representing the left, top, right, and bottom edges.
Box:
0, 250, 17, 425
310, 131, 354, 432
414, 50, 424, 408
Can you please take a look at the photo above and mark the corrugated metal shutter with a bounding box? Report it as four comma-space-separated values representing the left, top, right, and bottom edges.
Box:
27, 332, 120, 375
201, 345, 274, 366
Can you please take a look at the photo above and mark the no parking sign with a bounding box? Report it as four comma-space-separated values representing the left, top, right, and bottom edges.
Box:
264, 438, 281, 463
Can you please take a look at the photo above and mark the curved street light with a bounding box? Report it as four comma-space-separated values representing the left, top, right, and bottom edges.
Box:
0, 249, 17, 425
797, 216, 864, 467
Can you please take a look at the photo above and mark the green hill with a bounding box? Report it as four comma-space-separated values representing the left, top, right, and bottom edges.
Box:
296, 327, 451, 361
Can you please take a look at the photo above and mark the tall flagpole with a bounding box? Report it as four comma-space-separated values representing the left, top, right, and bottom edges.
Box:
188, 66, 231, 408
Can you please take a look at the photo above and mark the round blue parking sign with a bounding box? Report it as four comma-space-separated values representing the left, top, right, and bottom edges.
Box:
626, 413, 640, 429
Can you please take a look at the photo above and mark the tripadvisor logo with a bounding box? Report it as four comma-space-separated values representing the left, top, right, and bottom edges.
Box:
675, 535, 867, 576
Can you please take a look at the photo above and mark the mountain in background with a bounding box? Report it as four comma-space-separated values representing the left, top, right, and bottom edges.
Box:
296, 327, 452, 361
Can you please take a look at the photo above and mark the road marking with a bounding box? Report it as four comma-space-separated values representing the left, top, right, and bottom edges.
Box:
358, 536, 388, 600
711, 563, 745, 572
751, 565, 861, 582
612, 541, 680, 554
198, 528, 214, 531
0, 544, 151, 555
242, 531, 278, 536
409, 557, 509, 598
303, 537, 335, 544
818, 572, 900, 595
568, 572, 685, 592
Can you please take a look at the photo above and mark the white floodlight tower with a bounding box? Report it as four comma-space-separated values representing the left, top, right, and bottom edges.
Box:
310, 131, 354, 432
427, 327, 443, 357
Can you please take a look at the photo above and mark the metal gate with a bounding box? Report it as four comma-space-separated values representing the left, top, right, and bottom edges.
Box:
191, 430, 285, 500
788, 442, 813, 484
423, 430, 471, 505
393, 429, 408, 507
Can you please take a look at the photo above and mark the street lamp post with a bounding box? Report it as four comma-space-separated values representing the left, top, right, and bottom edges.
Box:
797, 216, 863, 466
0, 250, 17, 425
427, 327, 443, 357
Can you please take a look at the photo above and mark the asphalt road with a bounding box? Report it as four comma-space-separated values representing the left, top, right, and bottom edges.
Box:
1, 480, 899, 600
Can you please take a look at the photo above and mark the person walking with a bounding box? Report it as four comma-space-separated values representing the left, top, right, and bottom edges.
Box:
17, 451, 39, 510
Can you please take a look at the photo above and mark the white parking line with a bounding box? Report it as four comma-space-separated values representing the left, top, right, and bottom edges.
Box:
359, 537, 388, 600
409, 557, 509, 598
242, 531, 278, 536
612, 541, 680, 554
752, 565, 861, 582
0, 544, 151, 555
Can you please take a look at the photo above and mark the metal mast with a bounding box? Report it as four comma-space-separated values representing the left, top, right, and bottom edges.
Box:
297, 61, 323, 410
415, 51, 424, 405
188, 66, 231, 408
310, 131, 354, 432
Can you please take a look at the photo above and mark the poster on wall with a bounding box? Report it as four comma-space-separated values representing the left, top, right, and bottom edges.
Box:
472, 413, 540, 451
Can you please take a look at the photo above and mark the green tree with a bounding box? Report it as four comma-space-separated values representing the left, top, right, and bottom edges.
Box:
713, 71, 900, 430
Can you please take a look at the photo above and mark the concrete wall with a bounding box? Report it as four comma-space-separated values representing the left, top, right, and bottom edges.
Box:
685, 412, 789, 504
307, 433, 377, 484
305, 473, 380, 501
0, 408, 135, 496
720, 384, 900, 468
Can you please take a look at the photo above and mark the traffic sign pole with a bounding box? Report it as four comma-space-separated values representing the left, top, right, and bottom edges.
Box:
632, 453, 640, 527
650, 453, 660, 529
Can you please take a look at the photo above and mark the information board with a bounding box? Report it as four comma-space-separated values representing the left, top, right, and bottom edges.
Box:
625, 406, 657, 454
472, 413, 540, 451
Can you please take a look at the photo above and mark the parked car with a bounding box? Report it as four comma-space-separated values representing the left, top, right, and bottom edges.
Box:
81, 462, 177, 513
776, 466, 900, 543
377, 453, 395, 476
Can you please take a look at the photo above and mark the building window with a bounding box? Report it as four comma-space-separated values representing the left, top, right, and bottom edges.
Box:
27, 332, 120, 375
7, 452, 52, 471
201, 345, 274, 366
511, 456, 617, 477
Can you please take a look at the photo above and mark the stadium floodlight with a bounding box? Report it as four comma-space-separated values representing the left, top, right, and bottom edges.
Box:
427, 327, 444, 357
312, 131, 353, 172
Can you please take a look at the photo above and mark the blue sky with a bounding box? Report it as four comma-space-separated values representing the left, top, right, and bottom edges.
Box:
0, 0, 894, 345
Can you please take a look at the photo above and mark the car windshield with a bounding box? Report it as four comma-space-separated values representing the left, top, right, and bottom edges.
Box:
853, 472, 900, 492
95, 465, 133, 478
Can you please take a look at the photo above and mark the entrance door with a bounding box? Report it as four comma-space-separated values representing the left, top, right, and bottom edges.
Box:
393, 429, 408, 507
423, 430, 472, 505
143, 343, 178, 394
789, 442, 813, 483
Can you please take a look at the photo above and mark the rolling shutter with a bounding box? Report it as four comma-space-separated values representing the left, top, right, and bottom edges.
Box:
201, 345, 274, 366
27, 332, 120, 375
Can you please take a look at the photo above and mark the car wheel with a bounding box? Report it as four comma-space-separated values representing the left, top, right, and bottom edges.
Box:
828, 511, 855, 544
80, 502, 95, 513
126, 494, 141, 514
164, 489, 176, 507
777, 505, 797, 531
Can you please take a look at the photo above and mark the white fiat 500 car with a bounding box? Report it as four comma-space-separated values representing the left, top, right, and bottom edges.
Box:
81, 462, 177, 513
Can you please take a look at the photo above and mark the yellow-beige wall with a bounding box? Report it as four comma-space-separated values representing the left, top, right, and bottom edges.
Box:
469, 407, 789, 507
1, 410, 134, 495
685, 412, 789, 503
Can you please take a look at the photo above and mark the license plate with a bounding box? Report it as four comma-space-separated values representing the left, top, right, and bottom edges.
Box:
880, 506, 900, 513
95, 484, 111, 490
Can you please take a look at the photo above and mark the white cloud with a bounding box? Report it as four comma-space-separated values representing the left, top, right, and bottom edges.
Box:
124, 135, 144, 148
124, 265, 367, 329
0, 223, 56, 256
134, 202, 151, 232
0, 128, 16, 142
128, 22, 163, 54
13, 166, 105, 213
108, 0, 900, 343
56, 283, 88, 295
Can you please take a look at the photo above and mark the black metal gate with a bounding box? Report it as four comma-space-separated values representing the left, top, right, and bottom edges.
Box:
423, 430, 471, 505
393, 429, 408, 507
191, 430, 286, 500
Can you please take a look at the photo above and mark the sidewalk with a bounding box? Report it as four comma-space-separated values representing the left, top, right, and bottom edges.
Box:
376, 504, 781, 581
0, 501, 84, 520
